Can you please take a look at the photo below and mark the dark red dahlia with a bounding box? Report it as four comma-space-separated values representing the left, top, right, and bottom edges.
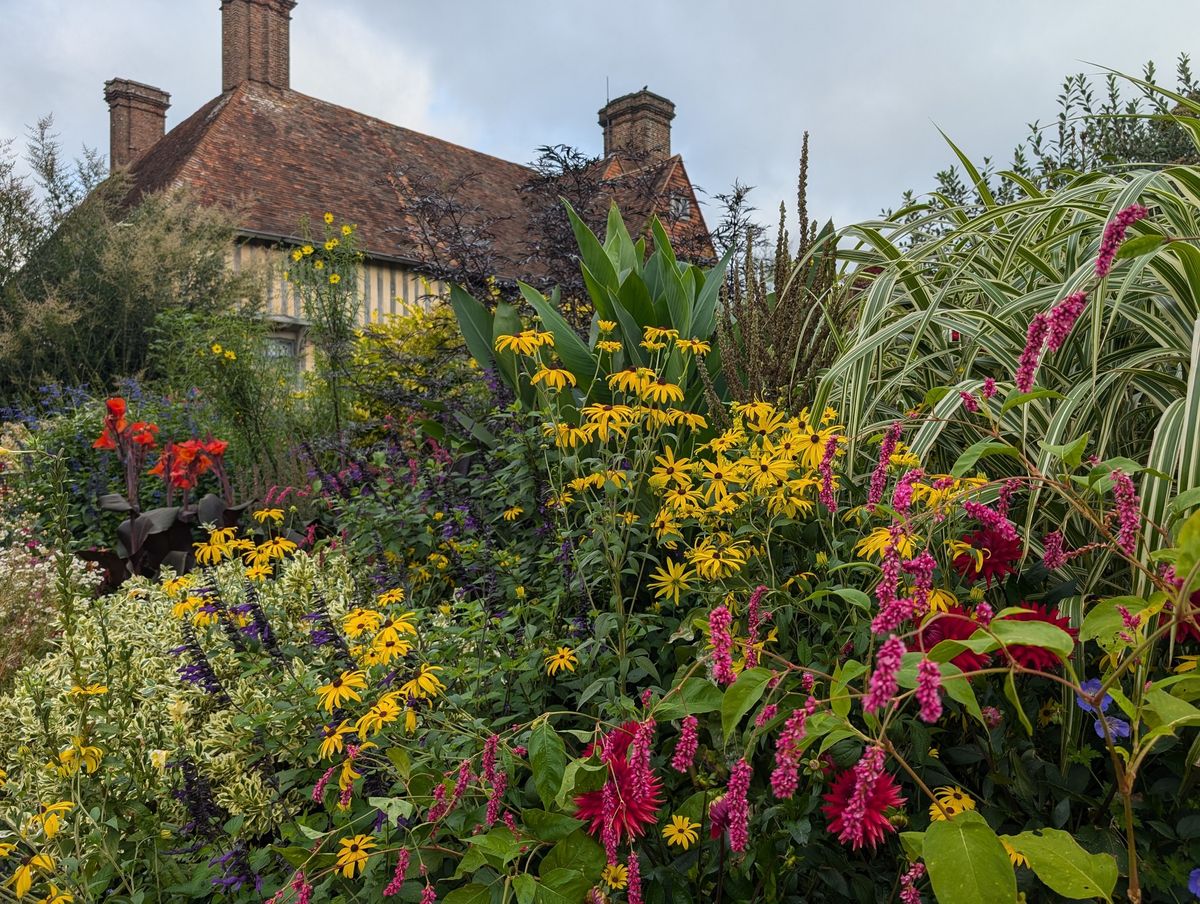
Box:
573, 722, 663, 843
917, 606, 991, 673
952, 526, 1022, 586
820, 768, 906, 850
997, 603, 1077, 671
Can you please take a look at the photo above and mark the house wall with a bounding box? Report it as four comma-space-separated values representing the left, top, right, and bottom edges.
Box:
228, 240, 446, 360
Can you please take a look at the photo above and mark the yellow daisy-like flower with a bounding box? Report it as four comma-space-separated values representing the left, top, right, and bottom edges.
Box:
210, 343, 223, 355
926, 589, 956, 614
329, 273, 341, 285
531, 366, 577, 390
68, 683, 108, 697
30, 801, 73, 839
601, 863, 628, 890
302, 245, 314, 255
355, 693, 402, 737
316, 670, 367, 712
502, 506, 523, 521
595, 339, 623, 354
855, 527, 916, 561
253, 536, 298, 563
648, 559, 693, 606
364, 632, 412, 666
291, 249, 303, 262
224, 349, 237, 361
0, 841, 13, 856
324, 212, 335, 224
377, 611, 418, 641
608, 366, 654, 395
342, 223, 353, 236
1002, 838, 1029, 868
9, 852, 55, 899
244, 562, 272, 582
161, 574, 194, 595
597, 320, 617, 333
325, 239, 339, 251
650, 447, 693, 489
495, 330, 552, 355
314, 259, 324, 270
662, 814, 700, 849
343, 607, 384, 639
545, 646, 578, 677
399, 664, 445, 700
643, 325, 679, 343
929, 786, 976, 821
35, 882, 73, 904
194, 538, 231, 566
675, 338, 711, 355
335, 834, 376, 878
639, 378, 685, 405
378, 588, 406, 606
252, 508, 284, 524
57, 738, 102, 776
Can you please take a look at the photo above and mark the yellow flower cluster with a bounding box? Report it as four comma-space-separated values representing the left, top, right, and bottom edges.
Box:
191, 527, 297, 583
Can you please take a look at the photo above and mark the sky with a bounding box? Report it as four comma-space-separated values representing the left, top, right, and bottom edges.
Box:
3, 0, 1199, 232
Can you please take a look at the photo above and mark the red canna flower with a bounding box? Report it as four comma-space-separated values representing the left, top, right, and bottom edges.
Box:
92, 430, 117, 450
997, 603, 1076, 671
205, 438, 229, 457
917, 606, 991, 673
574, 722, 663, 844
952, 526, 1021, 587
105, 396, 127, 421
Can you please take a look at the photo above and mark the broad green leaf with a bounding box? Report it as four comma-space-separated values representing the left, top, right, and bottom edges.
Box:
443, 884, 492, 904
512, 874, 537, 904
1005, 829, 1116, 901
1178, 510, 1200, 589
539, 830, 605, 881
988, 618, 1075, 661
529, 722, 567, 809
555, 755, 606, 809
1080, 596, 1146, 647
1000, 388, 1065, 414
523, 810, 583, 842
1005, 670, 1033, 736
538, 868, 594, 904
652, 678, 724, 720
925, 811, 1017, 904
449, 283, 496, 372
721, 667, 772, 737
1114, 234, 1166, 261
1039, 433, 1089, 470
832, 588, 872, 611
950, 439, 1020, 477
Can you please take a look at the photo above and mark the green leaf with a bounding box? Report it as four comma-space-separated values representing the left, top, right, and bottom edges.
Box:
537, 868, 594, 904
989, 617, 1075, 662
900, 830, 925, 861
529, 722, 568, 809
523, 809, 583, 842
652, 678, 723, 720
924, 812, 1017, 904
1178, 510, 1200, 589
469, 827, 521, 864
720, 667, 772, 736
832, 588, 872, 612
1005, 670, 1033, 736
1000, 388, 1065, 414
1114, 234, 1166, 261
1039, 433, 1090, 470
518, 282, 602, 394
950, 440, 1020, 477
1169, 487, 1200, 517
513, 874, 538, 904
555, 756, 606, 809
1080, 596, 1144, 647
539, 830, 605, 882
924, 386, 951, 407
1005, 828, 1116, 901
443, 884, 492, 904
449, 284, 496, 373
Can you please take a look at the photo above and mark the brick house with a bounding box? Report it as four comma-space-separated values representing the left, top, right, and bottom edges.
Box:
104, 0, 712, 357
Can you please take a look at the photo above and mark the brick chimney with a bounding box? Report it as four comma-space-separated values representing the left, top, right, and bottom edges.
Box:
598, 88, 675, 161
222, 0, 297, 92
104, 79, 170, 171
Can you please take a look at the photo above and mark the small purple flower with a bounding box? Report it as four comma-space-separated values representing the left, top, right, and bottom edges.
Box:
1094, 716, 1131, 739
1188, 867, 1200, 898
1075, 678, 1112, 714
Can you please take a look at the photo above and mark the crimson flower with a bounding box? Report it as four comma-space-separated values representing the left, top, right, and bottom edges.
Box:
205, 438, 229, 457
952, 526, 1021, 586
997, 603, 1077, 671
573, 723, 662, 843
917, 606, 991, 673
821, 767, 905, 850
105, 397, 127, 420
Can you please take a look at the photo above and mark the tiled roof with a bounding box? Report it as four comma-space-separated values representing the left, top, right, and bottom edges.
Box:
123, 82, 712, 275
